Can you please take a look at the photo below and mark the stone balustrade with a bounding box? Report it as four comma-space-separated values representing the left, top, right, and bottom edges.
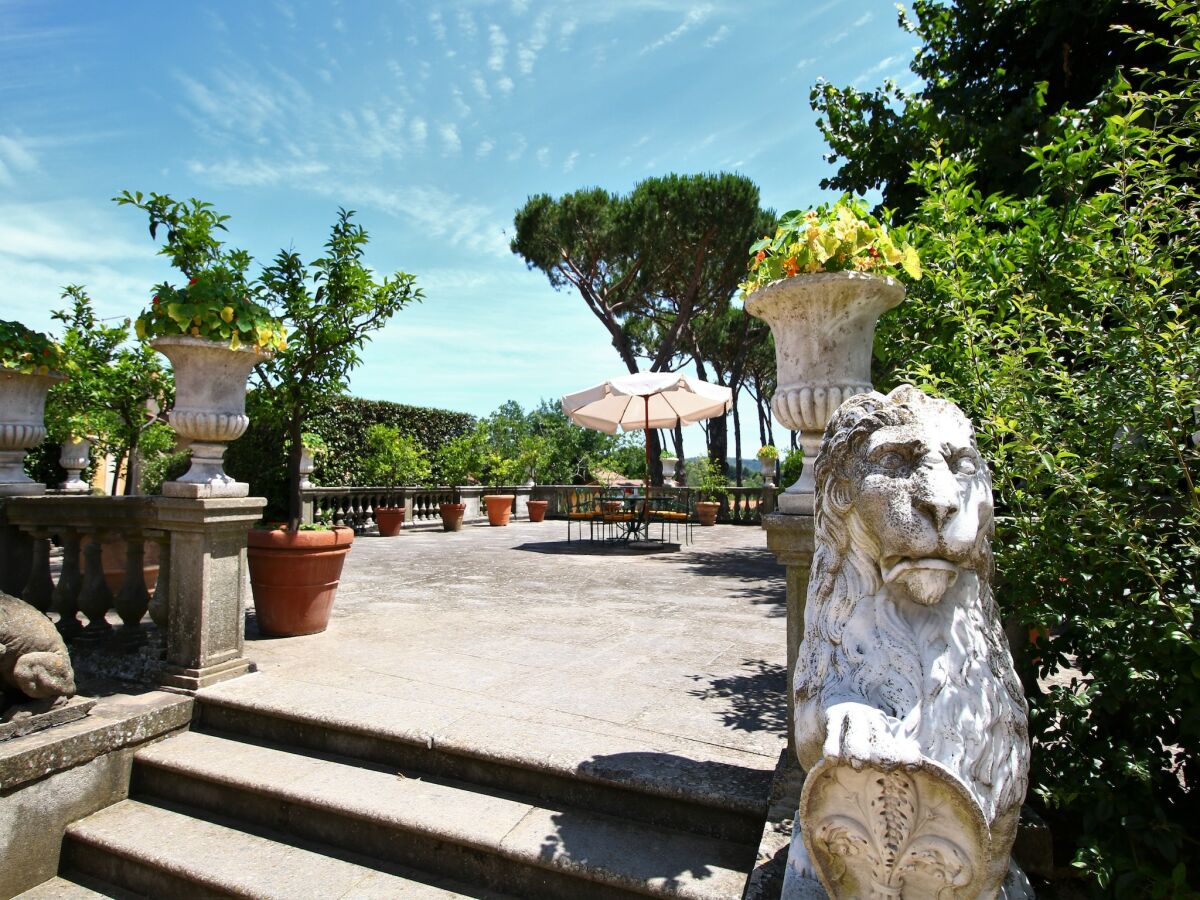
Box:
300, 484, 780, 528
0, 493, 264, 692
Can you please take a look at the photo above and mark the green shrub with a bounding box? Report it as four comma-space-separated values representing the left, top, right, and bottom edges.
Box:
876, 10, 1200, 888
361, 424, 431, 487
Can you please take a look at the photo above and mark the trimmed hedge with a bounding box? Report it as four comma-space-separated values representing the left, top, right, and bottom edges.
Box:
226, 392, 475, 518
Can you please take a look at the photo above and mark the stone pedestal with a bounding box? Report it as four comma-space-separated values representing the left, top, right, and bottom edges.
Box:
154, 497, 265, 692
761, 511, 814, 758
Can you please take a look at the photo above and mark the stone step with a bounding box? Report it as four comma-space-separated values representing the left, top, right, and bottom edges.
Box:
13, 874, 136, 900
62, 798, 500, 899
195, 675, 769, 844
130, 730, 756, 900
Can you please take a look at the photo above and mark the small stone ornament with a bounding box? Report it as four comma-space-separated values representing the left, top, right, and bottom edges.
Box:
783, 386, 1033, 899
0, 590, 77, 721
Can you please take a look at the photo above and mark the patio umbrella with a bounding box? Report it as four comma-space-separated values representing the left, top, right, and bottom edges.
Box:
561, 372, 733, 489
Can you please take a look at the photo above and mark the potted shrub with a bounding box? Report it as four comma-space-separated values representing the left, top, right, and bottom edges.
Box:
691, 457, 729, 527
433, 431, 480, 532
756, 444, 779, 487
118, 193, 286, 498
299, 432, 326, 489
480, 446, 522, 526
249, 209, 420, 633
742, 195, 920, 513
527, 497, 549, 522
0, 320, 65, 495
361, 423, 431, 536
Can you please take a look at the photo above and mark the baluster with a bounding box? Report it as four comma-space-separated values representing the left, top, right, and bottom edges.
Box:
21, 532, 54, 613
78, 534, 115, 635
148, 532, 170, 631
54, 528, 83, 638
115, 532, 151, 631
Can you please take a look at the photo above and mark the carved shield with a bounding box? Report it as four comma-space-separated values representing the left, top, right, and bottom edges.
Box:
800, 757, 990, 899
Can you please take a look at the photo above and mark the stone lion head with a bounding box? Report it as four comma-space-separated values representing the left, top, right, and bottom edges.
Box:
795, 385, 1028, 826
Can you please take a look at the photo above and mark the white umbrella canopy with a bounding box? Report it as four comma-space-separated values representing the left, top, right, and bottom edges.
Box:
561, 373, 733, 490
561, 372, 732, 435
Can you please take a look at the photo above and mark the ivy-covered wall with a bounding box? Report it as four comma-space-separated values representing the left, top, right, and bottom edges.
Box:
226, 392, 475, 518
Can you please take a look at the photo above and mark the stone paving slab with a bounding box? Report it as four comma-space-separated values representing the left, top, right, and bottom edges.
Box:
232, 521, 787, 785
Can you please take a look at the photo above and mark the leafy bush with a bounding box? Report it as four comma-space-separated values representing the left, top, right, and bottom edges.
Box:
875, 9, 1200, 889
361, 424, 431, 487
778, 447, 804, 488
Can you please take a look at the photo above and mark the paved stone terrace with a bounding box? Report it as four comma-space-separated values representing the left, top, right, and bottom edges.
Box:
231, 520, 788, 785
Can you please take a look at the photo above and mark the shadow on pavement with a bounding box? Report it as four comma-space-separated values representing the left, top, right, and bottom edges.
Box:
513, 541, 680, 556
690, 658, 787, 735
665, 547, 786, 614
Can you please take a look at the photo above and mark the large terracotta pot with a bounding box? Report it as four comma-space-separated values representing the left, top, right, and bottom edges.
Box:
439, 502, 466, 532
375, 506, 405, 537
247, 526, 354, 637
484, 494, 514, 526
151, 336, 266, 499
0, 369, 63, 496
97, 537, 160, 594
59, 436, 92, 493
695, 501, 720, 527
527, 499, 549, 523
745, 272, 904, 514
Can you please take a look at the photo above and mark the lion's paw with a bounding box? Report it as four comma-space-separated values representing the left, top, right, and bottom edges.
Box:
823, 702, 922, 771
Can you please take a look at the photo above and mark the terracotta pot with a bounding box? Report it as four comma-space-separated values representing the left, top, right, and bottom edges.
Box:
375, 506, 405, 537
439, 502, 466, 532
484, 494, 515, 526
0, 369, 63, 496
96, 537, 160, 594
695, 501, 720, 527
527, 499, 549, 523
247, 526, 354, 637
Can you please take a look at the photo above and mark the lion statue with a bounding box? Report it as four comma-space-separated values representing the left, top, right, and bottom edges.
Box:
783, 386, 1032, 899
0, 590, 76, 721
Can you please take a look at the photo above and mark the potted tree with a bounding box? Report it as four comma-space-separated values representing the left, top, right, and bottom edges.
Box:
361, 423, 431, 536
0, 320, 65, 495
742, 195, 920, 513
433, 431, 479, 531
118, 192, 286, 499
246, 207, 422, 635
691, 457, 729, 527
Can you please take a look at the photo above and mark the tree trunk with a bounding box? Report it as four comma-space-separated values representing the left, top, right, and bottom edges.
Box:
288, 414, 304, 532
124, 431, 141, 496
672, 423, 684, 463
709, 415, 728, 477
732, 387, 743, 486
111, 449, 126, 497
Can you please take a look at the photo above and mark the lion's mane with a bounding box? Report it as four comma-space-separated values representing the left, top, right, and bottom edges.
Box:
793, 386, 1029, 826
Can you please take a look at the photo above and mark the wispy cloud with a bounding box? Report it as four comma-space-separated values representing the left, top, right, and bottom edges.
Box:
517, 11, 551, 75
274, 1, 296, 27
455, 9, 477, 39
559, 19, 578, 48
496, 76, 514, 95
429, 9, 447, 42
488, 24, 508, 72
640, 5, 713, 55
507, 133, 527, 161
511, 0, 530, 14
536, 146, 550, 167
438, 122, 462, 156
476, 137, 495, 159
0, 134, 39, 187
796, 57, 817, 70
410, 116, 427, 149
187, 157, 330, 187
563, 150, 579, 173
332, 16, 346, 33
830, 10, 874, 44
704, 24, 729, 48
451, 86, 471, 117
471, 72, 491, 101
852, 52, 909, 86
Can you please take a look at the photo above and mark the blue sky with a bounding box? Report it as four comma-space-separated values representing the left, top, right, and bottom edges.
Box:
1, 0, 916, 456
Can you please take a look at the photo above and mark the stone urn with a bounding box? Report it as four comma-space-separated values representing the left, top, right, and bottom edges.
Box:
756, 450, 777, 488
151, 336, 266, 498
59, 436, 92, 493
745, 272, 904, 514
0, 369, 64, 496
298, 446, 316, 489
661, 456, 679, 487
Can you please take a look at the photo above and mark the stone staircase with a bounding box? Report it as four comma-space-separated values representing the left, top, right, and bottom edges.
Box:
22, 681, 770, 899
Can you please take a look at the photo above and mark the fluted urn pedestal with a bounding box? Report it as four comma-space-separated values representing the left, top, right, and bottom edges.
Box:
152, 336, 265, 499
745, 272, 904, 514
0, 370, 64, 496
